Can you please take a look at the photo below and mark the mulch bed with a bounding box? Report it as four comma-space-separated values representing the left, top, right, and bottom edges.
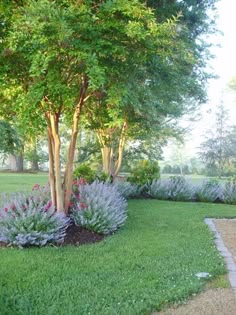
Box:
0, 224, 105, 248
63, 223, 104, 246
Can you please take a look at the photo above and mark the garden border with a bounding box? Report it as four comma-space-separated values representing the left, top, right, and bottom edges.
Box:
205, 218, 236, 292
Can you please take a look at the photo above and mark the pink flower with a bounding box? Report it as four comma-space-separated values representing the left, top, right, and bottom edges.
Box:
80, 202, 86, 209
10, 203, 16, 211
32, 183, 40, 191
45, 200, 52, 211
69, 202, 73, 208
4, 207, 8, 212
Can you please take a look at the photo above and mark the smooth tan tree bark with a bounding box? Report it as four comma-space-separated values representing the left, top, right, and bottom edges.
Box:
49, 113, 64, 213
114, 121, 127, 176
63, 77, 89, 213
47, 125, 56, 208
97, 121, 128, 178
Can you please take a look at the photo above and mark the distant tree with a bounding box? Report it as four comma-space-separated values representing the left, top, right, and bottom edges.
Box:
198, 103, 236, 177
0, 120, 20, 156
162, 164, 173, 174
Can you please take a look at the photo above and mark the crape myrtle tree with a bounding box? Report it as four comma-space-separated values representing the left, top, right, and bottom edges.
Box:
82, 0, 218, 177
1, 0, 180, 213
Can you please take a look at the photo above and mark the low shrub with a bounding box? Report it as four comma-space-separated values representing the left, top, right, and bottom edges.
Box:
165, 176, 193, 201
127, 160, 160, 186
148, 177, 193, 201
195, 179, 222, 203
112, 181, 140, 198
147, 179, 170, 200
71, 181, 127, 234
222, 177, 236, 204
73, 164, 96, 183
0, 192, 70, 247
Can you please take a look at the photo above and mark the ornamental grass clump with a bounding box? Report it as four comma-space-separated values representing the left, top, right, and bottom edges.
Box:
0, 192, 70, 247
222, 177, 236, 204
71, 181, 127, 234
195, 179, 222, 203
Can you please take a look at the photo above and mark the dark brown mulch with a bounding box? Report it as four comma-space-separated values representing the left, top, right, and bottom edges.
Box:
62, 223, 105, 246
0, 241, 8, 248
0, 224, 105, 248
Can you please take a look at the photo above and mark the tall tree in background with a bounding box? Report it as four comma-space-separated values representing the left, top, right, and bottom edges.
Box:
198, 103, 236, 177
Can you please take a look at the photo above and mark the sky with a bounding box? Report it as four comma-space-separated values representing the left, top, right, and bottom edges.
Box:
163, 0, 236, 162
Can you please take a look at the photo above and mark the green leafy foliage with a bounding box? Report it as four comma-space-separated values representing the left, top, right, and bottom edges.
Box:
0, 120, 21, 154
73, 164, 96, 184
127, 160, 160, 186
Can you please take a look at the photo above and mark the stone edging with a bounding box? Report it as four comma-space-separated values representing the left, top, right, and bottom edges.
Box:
204, 218, 236, 292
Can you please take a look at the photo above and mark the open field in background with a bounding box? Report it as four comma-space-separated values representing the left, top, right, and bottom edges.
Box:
0, 172, 230, 194
1, 200, 236, 315
161, 174, 228, 185
0, 172, 49, 193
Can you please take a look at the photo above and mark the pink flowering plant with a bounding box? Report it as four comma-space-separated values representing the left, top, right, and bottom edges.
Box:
0, 185, 70, 247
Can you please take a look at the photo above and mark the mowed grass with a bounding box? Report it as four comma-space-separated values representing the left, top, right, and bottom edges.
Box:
0, 172, 49, 193
1, 199, 236, 315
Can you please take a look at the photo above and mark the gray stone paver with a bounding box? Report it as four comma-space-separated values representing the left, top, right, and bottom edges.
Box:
205, 218, 236, 292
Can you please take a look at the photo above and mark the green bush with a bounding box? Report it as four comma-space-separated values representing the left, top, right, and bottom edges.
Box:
127, 160, 160, 186
73, 164, 96, 183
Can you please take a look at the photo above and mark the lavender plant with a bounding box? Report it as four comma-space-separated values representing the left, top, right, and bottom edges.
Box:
195, 179, 222, 203
148, 177, 193, 201
112, 181, 140, 198
71, 181, 127, 234
0, 192, 70, 247
222, 177, 236, 204
147, 179, 170, 200
166, 176, 193, 201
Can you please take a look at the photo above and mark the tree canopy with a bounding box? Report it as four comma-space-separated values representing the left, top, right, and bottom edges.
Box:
0, 0, 218, 213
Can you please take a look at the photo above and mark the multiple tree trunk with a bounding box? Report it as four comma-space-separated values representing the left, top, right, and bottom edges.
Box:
45, 77, 89, 214
97, 121, 128, 177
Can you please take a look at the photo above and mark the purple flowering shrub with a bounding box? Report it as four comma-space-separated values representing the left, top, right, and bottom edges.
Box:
112, 181, 140, 198
222, 177, 236, 204
195, 179, 222, 203
148, 177, 193, 201
71, 181, 127, 234
0, 185, 70, 247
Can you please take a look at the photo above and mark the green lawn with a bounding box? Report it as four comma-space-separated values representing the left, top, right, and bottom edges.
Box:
1, 199, 236, 315
0, 172, 49, 192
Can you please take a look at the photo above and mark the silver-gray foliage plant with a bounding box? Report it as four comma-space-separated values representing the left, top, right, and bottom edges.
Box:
195, 179, 223, 203
71, 181, 127, 234
222, 177, 236, 204
112, 181, 140, 198
0, 192, 70, 247
148, 176, 193, 201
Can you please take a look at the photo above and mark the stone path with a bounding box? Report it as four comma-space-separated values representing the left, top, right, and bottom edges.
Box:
154, 219, 236, 315
205, 218, 236, 292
